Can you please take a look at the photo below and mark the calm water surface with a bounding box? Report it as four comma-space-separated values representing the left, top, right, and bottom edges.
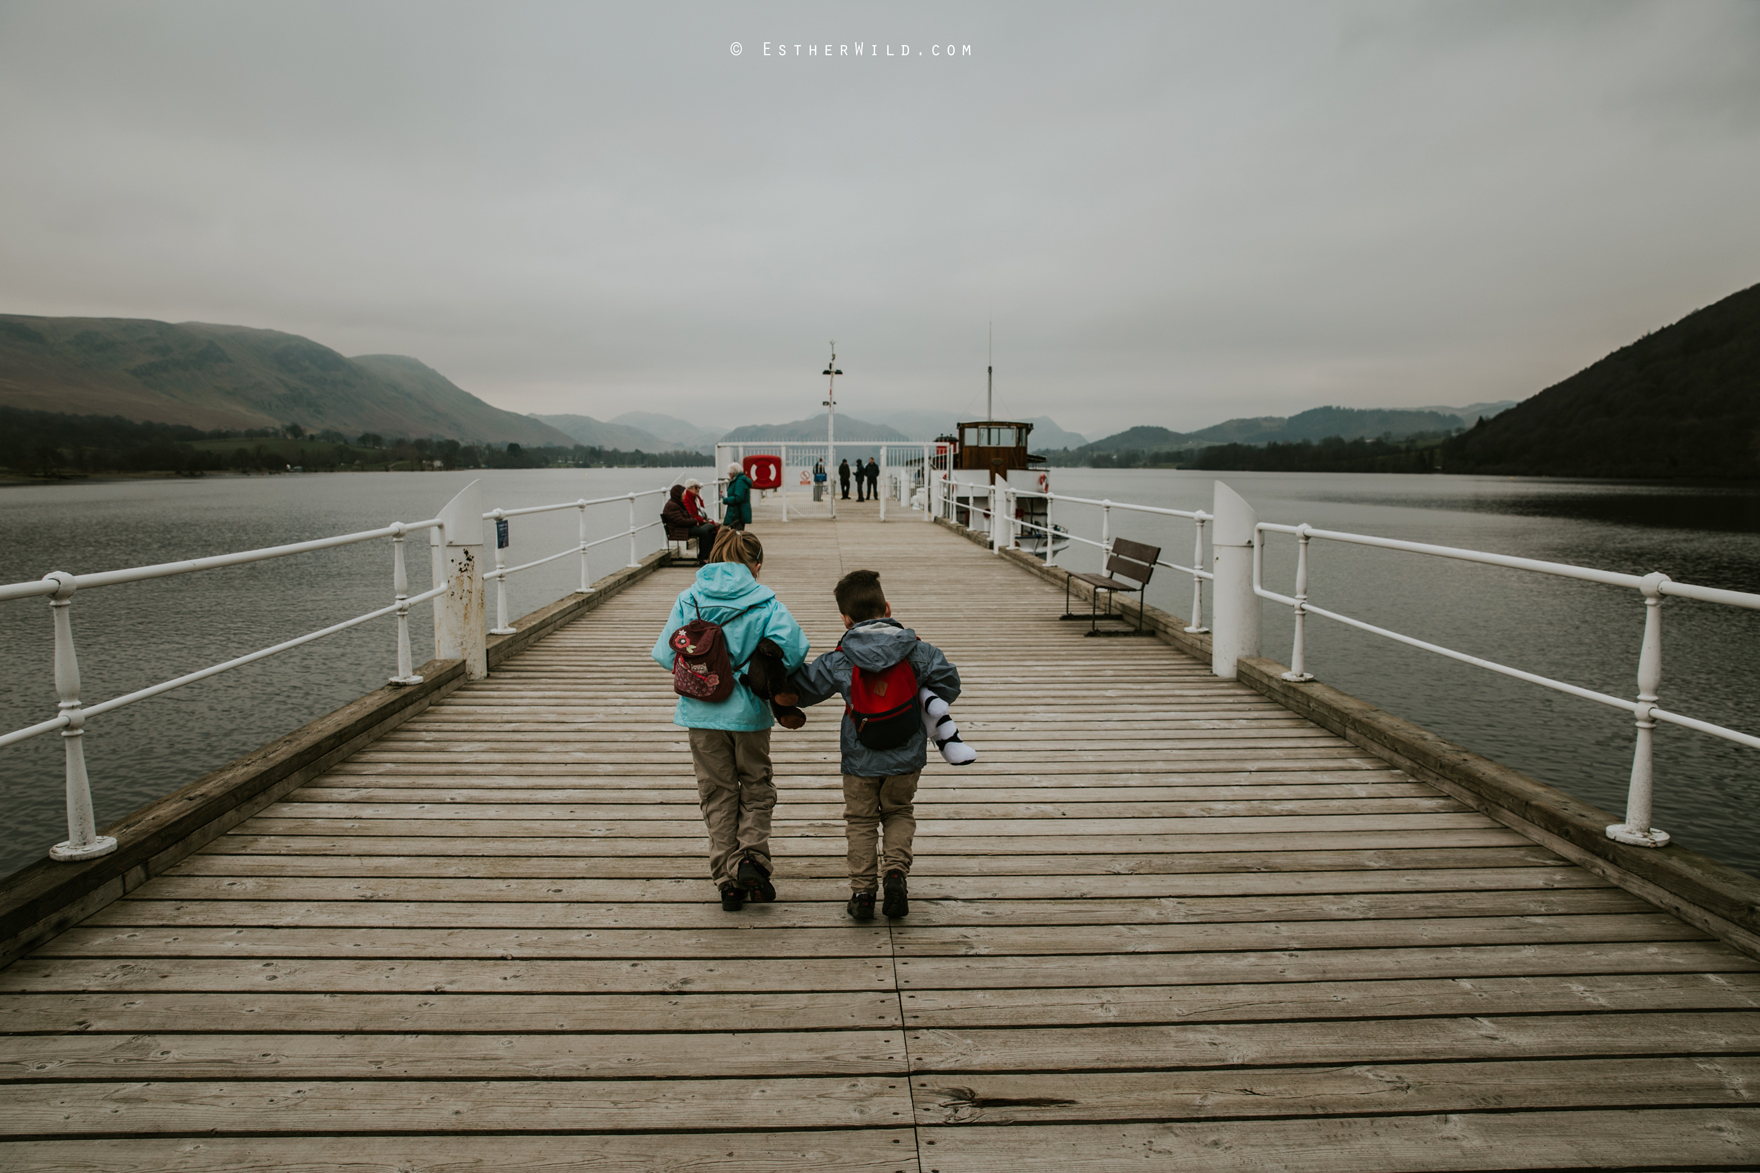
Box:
1, 468, 1757, 878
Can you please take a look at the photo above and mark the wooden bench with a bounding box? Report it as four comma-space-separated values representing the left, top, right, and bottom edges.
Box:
1063, 536, 1159, 636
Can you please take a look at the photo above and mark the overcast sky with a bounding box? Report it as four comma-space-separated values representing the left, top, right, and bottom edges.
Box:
1, 1, 1756, 438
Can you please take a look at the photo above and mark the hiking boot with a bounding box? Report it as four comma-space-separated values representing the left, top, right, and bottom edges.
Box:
719, 883, 744, 912
882, 870, 909, 919
847, 891, 875, 921
737, 856, 776, 903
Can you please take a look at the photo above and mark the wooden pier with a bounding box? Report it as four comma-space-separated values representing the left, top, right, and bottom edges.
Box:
3, 501, 1759, 1170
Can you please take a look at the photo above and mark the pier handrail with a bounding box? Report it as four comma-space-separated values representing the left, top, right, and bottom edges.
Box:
481, 488, 669, 635
1, 483, 674, 866
1250, 518, 1760, 851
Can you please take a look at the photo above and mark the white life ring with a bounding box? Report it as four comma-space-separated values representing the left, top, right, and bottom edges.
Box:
1036, 472, 1049, 493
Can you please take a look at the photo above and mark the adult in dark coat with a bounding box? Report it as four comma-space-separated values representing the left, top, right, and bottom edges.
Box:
722, 462, 753, 530
839, 459, 853, 500
864, 457, 880, 500
663, 484, 718, 564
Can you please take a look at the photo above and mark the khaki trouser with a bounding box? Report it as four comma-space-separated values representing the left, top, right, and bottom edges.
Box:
843, 771, 920, 893
688, 728, 775, 886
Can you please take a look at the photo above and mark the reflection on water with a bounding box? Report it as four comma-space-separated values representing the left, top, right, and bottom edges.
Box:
2, 468, 1757, 881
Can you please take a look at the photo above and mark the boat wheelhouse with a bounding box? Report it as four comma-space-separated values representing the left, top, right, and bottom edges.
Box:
933, 419, 1066, 557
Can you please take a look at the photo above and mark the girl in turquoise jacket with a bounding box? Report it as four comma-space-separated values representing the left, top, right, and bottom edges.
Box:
651, 529, 809, 910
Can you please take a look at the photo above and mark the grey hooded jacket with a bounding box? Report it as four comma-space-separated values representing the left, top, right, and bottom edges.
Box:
789, 618, 962, 777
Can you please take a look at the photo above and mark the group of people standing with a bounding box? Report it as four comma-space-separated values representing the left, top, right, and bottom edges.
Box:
839, 457, 881, 501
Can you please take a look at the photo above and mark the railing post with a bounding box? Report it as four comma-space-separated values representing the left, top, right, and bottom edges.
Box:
488, 509, 515, 636
1008, 487, 1019, 548
780, 444, 789, 523
990, 484, 1001, 554
44, 572, 116, 861
1100, 500, 1112, 572
1186, 515, 1208, 633
1044, 491, 1057, 567
577, 500, 594, 592
879, 447, 888, 522
1282, 524, 1314, 682
626, 492, 639, 568
1608, 573, 1672, 848
1210, 481, 1261, 680
389, 526, 423, 685
435, 480, 488, 681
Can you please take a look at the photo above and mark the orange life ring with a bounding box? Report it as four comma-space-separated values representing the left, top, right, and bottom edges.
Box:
1036, 472, 1049, 493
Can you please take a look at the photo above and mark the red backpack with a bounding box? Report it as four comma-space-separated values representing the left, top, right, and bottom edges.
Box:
670, 599, 761, 702
844, 645, 920, 750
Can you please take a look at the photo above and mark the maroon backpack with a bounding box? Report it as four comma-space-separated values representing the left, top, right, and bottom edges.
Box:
670, 599, 761, 702
844, 644, 921, 750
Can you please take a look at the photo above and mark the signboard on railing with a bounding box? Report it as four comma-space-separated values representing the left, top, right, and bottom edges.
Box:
495, 519, 509, 549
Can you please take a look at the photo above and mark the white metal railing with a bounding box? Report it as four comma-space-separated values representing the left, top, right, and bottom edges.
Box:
483, 488, 669, 635
2, 480, 674, 866
1249, 519, 1760, 851
713, 442, 935, 523
931, 477, 1215, 636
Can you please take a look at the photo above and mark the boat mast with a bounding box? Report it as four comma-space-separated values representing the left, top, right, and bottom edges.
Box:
987, 320, 993, 420
822, 342, 842, 519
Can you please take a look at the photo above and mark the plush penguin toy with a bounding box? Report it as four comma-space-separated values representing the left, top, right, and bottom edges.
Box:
919, 687, 976, 765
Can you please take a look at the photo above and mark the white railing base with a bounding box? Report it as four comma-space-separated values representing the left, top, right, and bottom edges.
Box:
1280, 669, 1314, 683
1185, 624, 1209, 634
490, 626, 517, 636
1607, 823, 1671, 848
388, 673, 425, 686
50, 834, 116, 861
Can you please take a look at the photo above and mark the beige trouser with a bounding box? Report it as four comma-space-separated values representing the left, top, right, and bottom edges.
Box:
843, 771, 920, 893
688, 728, 775, 886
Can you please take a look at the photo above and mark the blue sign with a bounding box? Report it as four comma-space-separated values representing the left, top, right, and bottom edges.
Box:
495, 518, 509, 549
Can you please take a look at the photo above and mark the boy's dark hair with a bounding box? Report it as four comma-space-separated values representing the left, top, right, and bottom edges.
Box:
835, 569, 887, 621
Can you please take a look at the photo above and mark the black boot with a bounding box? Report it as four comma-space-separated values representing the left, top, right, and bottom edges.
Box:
882, 870, 908, 918
847, 891, 875, 921
737, 856, 775, 903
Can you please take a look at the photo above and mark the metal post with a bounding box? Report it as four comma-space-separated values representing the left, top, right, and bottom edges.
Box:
1044, 491, 1057, 567
626, 493, 639, 568
1608, 573, 1671, 848
1209, 481, 1261, 680
435, 480, 488, 681
1100, 500, 1112, 572
43, 572, 116, 861
1186, 516, 1208, 634
1282, 525, 1314, 682
577, 500, 593, 592
780, 443, 789, 523
879, 446, 888, 522
488, 510, 515, 635
389, 526, 423, 685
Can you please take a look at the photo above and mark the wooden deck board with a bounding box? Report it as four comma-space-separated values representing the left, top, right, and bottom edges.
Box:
5, 504, 1759, 1170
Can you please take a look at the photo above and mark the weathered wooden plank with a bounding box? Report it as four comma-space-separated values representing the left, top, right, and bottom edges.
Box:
133, 866, 1608, 904
912, 1055, 1760, 1124
902, 971, 1760, 1028
0, 956, 900, 994
260, 797, 1470, 819
0, 1031, 910, 1081
892, 940, 1758, 988
0, 1129, 919, 1171
912, 1109, 1760, 1171
903, 1011, 1760, 1071
0, 991, 902, 1035
86, 888, 1646, 930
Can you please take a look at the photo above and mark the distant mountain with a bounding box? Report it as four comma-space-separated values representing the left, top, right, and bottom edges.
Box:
1413, 400, 1520, 422
1082, 425, 1195, 453
1443, 281, 1760, 478
720, 414, 913, 444
861, 409, 1087, 449
0, 315, 576, 445
609, 411, 723, 453
531, 413, 688, 452
1079, 406, 1474, 458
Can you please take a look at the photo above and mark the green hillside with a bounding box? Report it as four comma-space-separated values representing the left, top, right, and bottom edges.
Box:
1443, 282, 1760, 479
532, 413, 685, 453
0, 316, 575, 446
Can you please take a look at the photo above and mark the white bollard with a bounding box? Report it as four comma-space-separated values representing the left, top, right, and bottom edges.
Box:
1608, 573, 1671, 848
1210, 481, 1261, 680
389, 526, 424, 685
44, 571, 116, 862
626, 493, 639, 568
1186, 516, 1208, 634
435, 480, 488, 681
577, 500, 593, 592
489, 510, 516, 635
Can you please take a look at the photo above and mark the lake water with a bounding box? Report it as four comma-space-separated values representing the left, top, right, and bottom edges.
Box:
1, 468, 1756, 879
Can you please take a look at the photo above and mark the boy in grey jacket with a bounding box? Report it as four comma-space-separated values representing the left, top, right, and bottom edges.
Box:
790, 569, 961, 920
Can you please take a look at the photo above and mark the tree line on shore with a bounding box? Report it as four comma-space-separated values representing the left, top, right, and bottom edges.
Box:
0, 407, 714, 478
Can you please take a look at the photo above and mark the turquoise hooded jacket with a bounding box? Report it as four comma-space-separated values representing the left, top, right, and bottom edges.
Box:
651, 563, 810, 731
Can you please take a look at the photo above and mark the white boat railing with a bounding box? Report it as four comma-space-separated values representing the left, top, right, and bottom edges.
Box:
1, 481, 671, 864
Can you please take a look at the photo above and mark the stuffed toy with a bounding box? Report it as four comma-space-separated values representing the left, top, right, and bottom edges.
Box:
919, 687, 976, 765
742, 638, 807, 730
